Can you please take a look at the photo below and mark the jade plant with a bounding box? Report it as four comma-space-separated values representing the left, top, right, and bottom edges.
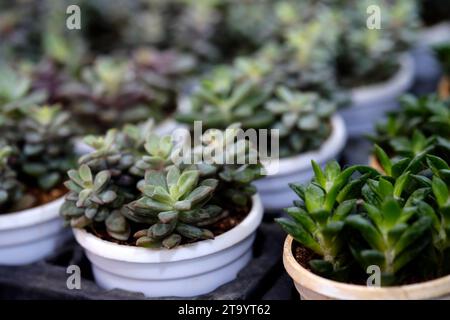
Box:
61, 122, 262, 249
370, 94, 450, 160
278, 147, 450, 285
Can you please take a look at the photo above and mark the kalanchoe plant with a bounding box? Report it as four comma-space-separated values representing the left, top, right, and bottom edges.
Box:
370, 94, 450, 160
61, 122, 262, 249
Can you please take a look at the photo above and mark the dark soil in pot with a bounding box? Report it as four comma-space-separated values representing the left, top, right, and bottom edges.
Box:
89, 200, 252, 247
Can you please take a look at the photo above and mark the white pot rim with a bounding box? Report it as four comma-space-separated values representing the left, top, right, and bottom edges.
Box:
0, 197, 65, 231
283, 235, 450, 299
419, 22, 450, 46
73, 194, 263, 263
262, 115, 347, 177
350, 53, 414, 106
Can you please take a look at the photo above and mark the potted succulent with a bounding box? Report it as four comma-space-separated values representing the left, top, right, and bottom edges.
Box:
335, 0, 417, 136
0, 103, 78, 265
278, 150, 450, 299
369, 94, 450, 170
176, 55, 347, 211
61, 121, 264, 297
59, 48, 196, 135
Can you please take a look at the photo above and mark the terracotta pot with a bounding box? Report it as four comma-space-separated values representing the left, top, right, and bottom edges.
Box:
439, 76, 450, 100
283, 235, 450, 300
368, 155, 384, 174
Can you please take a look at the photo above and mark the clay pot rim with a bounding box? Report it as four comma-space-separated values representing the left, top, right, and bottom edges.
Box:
283, 235, 450, 299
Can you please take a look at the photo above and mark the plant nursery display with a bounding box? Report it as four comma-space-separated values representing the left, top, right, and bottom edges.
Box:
0, 103, 78, 265
278, 148, 450, 299
2, 0, 450, 303
60, 121, 264, 296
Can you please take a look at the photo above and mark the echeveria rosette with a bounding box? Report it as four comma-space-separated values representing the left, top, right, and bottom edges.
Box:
267, 86, 335, 157
124, 167, 221, 249
62, 122, 262, 249
61, 164, 131, 241
176, 66, 274, 130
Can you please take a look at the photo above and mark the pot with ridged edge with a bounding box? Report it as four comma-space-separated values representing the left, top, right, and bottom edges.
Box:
0, 197, 70, 265
283, 235, 450, 300
72, 195, 263, 297
339, 53, 415, 137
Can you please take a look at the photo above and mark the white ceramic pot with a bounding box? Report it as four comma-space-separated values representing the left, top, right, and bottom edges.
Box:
339, 53, 415, 137
254, 115, 347, 212
73, 195, 263, 297
0, 197, 68, 265
283, 236, 450, 300
419, 22, 450, 47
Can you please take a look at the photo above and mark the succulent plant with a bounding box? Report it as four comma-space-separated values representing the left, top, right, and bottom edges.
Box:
347, 171, 433, 285
276, 161, 378, 278
62, 121, 262, 249
17, 105, 77, 190
176, 66, 274, 130
370, 95, 450, 160
278, 144, 450, 285
267, 87, 335, 157
335, 0, 419, 87
0, 64, 47, 112
60, 56, 168, 132
125, 167, 221, 248
0, 146, 25, 213
61, 164, 130, 240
